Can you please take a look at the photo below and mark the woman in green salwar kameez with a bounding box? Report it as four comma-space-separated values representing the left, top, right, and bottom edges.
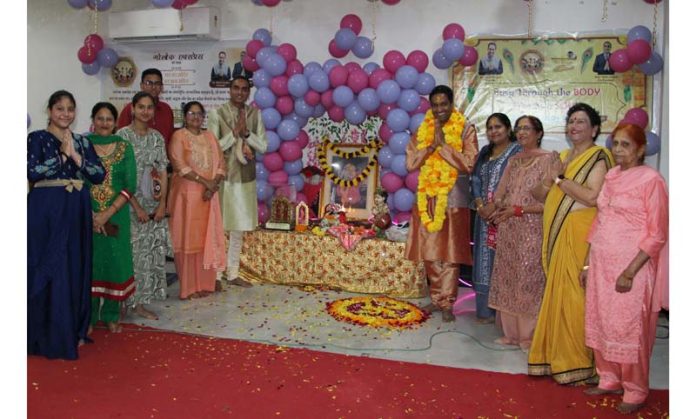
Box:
86, 102, 137, 333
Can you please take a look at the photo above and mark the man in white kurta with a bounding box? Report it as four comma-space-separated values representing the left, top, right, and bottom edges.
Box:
207, 76, 268, 287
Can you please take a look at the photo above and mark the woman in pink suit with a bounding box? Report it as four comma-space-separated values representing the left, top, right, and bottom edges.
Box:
167, 101, 227, 299
580, 123, 668, 415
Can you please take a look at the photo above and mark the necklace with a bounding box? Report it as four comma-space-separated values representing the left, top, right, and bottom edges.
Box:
93, 142, 116, 157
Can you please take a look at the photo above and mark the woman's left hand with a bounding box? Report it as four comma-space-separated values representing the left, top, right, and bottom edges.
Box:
152, 204, 166, 222
490, 206, 514, 224
615, 271, 634, 293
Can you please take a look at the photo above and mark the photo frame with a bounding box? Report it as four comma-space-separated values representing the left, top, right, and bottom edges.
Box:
318, 143, 379, 220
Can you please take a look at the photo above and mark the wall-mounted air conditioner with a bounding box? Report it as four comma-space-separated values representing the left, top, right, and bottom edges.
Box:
108, 7, 220, 42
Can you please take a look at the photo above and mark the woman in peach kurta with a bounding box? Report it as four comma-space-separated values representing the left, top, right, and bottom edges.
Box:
581, 123, 668, 415
167, 102, 227, 299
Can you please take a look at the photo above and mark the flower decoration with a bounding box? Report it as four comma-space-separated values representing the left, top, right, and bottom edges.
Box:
317, 138, 380, 187
326, 296, 428, 328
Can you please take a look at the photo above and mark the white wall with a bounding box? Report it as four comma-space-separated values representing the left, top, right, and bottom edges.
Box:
28, 0, 668, 179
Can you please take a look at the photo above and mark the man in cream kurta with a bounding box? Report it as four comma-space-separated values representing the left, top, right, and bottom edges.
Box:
207, 76, 268, 288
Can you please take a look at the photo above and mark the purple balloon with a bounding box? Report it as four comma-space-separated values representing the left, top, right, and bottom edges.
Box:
254, 87, 277, 109
386, 108, 410, 132
151, 0, 175, 6
363, 62, 380, 75
357, 88, 380, 112
97, 47, 118, 68
255, 47, 276, 67
415, 72, 436, 96
294, 98, 314, 118
262, 54, 287, 76
432, 48, 452, 70
395, 65, 419, 89
277, 119, 300, 141
313, 104, 326, 118
409, 113, 425, 133
261, 108, 282, 129
303, 61, 322, 77
332, 86, 354, 108
253, 69, 272, 88
393, 188, 415, 212
442, 38, 465, 62
308, 71, 330, 92
284, 159, 304, 175
638, 52, 664, 75
378, 147, 395, 168
389, 132, 410, 155
645, 132, 661, 156
345, 102, 367, 125
266, 130, 281, 152
351, 36, 374, 59
397, 89, 421, 113
256, 180, 275, 201
81, 61, 101, 75
285, 112, 308, 129
88, 0, 112, 11
335, 28, 358, 51
323, 59, 341, 74
627, 25, 653, 44
390, 154, 408, 177
288, 174, 305, 192
604, 135, 613, 149
68, 0, 89, 8
376, 79, 401, 104
287, 74, 309, 98
253, 28, 273, 46
27, 113, 31, 129
256, 162, 269, 181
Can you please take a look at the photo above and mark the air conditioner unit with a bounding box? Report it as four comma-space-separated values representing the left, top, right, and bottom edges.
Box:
108, 7, 220, 42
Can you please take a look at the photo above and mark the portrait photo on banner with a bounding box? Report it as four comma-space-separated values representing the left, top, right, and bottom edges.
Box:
319, 143, 378, 220
209, 47, 251, 88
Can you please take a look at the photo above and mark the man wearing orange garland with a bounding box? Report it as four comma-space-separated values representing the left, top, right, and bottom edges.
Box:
405, 85, 478, 322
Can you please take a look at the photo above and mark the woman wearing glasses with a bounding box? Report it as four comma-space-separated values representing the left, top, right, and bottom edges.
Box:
117, 92, 170, 320
471, 113, 521, 323
86, 102, 137, 333
167, 101, 227, 299
487, 116, 552, 351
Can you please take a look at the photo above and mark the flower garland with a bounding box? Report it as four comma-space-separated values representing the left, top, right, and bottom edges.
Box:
416, 109, 465, 233
326, 296, 428, 329
317, 138, 380, 187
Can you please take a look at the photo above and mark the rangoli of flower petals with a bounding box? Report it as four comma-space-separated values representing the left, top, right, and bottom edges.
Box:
326, 296, 428, 328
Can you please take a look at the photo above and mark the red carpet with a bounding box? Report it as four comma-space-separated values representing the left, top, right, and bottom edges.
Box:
28, 325, 669, 418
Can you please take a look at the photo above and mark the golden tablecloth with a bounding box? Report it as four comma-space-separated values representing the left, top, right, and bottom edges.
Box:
239, 230, 427, 298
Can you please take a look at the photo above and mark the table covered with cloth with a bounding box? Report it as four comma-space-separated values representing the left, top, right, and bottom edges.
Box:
239, 229, 427, 298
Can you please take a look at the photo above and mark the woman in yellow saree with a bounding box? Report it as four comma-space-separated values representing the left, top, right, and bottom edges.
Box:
527, 103, 614, 384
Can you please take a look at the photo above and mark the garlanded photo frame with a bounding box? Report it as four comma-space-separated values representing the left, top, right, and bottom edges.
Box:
318, 141, 380, 220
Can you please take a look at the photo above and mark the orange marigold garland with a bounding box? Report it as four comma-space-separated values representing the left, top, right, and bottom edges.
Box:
415, 109, 465, 233
326, 296, 429, 329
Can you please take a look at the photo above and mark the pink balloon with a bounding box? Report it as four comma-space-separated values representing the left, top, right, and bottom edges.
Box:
383, 50, 406, 74
609, 48, 633, 73
262, 152, 284, 172
171, 0, 187, 9
84, 34, 104, 52
268, 170, 289, 186
329, 65, 349, 88
321, 89, 335, 109
381, 172, 404, 193
394, 211, 411, 224
382, 0, 401, 5
369, 68, 392, 89
243, 55, 260, 72
279, 140, 302, 161
262, 0, 281, 6
246, 39, 264, 59
344, 61, 362, 73
442, 23, 465, 41
347, 69, 369, 93
340, 14, 363, 35
77, 46, 97, 64
458, 46, 479, 67
379, 122, 394, 143
275, 96, 294, 115
627, 39, 652, 65
276, 43, 297, 63
329, 39, 349, 58
405, 170, 419, 192
366, 108, 379, 117
295, 192, 308, 204
270, 75, 289, 97
304, 91, 321, 106
285, 60, 304, 77
623, 108, 649, 129
258, 202, 270, 224
378, 103, 396, 120
295, 130, 309, 148
328, 105, 345, 122
406, 50, 429, 73
415, 97, 431, 114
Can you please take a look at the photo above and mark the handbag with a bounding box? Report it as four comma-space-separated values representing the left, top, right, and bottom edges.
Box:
139, 163, 162, 201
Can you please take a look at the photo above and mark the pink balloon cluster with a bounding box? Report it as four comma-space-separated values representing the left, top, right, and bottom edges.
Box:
431, 23, 478, 70
328, 14, 374, 59
607, 107, 661, 156
250, 0, 281, 7
609, 25, 663, 75
77, 34, 119, 76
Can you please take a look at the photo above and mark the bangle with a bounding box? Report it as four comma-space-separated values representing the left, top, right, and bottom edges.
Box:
554, 175, 565, 185
513, 206, 524, 217
582, 265, 590, 271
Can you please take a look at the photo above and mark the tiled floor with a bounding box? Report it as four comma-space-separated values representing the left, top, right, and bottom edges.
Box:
125, 276, 669, 389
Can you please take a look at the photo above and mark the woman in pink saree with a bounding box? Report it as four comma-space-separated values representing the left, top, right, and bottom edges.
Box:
167, 101, 227, 299
580, 123, 668, 414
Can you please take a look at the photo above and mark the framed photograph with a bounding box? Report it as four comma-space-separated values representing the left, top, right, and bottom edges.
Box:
319, 143, 379, 220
